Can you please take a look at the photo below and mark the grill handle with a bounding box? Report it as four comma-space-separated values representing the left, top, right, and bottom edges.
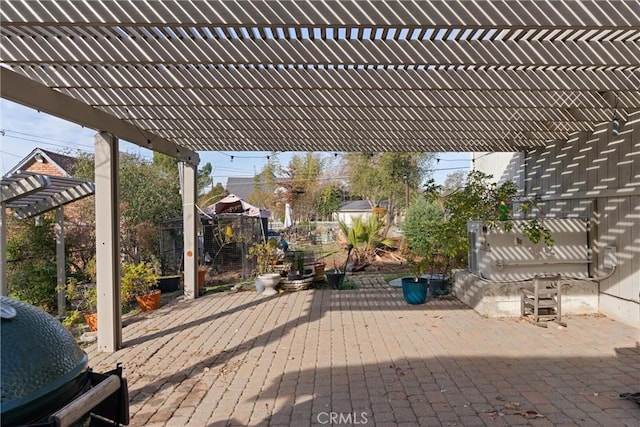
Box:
49, 375, 121, 427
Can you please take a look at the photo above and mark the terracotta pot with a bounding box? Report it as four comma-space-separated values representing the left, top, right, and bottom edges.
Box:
313, 263, 326, 281
135, 289, 161, 312
84, 312, 98, 331
198, 270, 207, 289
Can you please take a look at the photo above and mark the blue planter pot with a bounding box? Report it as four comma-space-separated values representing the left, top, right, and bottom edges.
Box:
401, 277, 429, 304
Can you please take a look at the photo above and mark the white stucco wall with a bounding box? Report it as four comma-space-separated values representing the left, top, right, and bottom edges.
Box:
472, 112, 640, 326
337, 212, 372, 227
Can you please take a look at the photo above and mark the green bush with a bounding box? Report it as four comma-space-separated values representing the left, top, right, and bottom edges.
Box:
121, 262, 159, 302
402, 197, 443, 255
6, 217, 58, 312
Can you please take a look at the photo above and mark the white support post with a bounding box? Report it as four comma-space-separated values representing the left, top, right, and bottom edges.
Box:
55, 207, 66, 315
0, 205, 6, 296
95, 132, 122, 352
182, 162, 198, 299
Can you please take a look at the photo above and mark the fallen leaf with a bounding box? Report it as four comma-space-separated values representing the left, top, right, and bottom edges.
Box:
504, 402, 520, 410
519, 410, 544, 419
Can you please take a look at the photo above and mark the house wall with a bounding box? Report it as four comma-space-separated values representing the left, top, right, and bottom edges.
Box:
24, 158, 65, 177
23, 157, 93, 223
336, 211, 373, 227
473, 112, 640, 326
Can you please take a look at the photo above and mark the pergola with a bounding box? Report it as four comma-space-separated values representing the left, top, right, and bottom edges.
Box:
1, 0, 639, 352
0, 171, 95, 313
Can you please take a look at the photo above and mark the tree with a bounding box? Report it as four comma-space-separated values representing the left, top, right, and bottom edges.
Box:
315, 184, 344, 220
152, 152, 179, 179
197, 162, 214, 195
73, 151, 183, 262
198, 182, 227, 208
402, 196, 444, 255
442, 170, 465, 195
281, 152, 324, 222
247, 154, 281, 213
345, 152, 435, 231
6, 215, 58, 311
420, 170, 554, 273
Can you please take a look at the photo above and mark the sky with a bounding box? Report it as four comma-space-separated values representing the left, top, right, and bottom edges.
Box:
1, 99, 471, 186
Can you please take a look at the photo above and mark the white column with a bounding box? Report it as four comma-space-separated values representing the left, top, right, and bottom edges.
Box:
55, 207, 66, 315
182, 162, 198, 299
95, 132, 122, 352
0, 205, 6, 296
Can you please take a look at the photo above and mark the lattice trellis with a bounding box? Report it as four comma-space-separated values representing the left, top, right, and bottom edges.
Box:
1, 0, 639, 157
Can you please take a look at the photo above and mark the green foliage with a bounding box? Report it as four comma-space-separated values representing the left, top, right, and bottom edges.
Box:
338, 214, 395, 265
421, 171, 554, 273
73, 151, 182, 262
345, 152, 435, 209
61, 309, 83, 328
282, 152, 325, 222
152, 152, 179, 178
6, 216, 58, 312
406, 255, 430, 279
521, 218, 554, 246
197, 162, 214, 195
402, 197, 444, 256
247, 238, 280, 274
121, 262, 159, 301
248, 155, 280, 212
62, 277, 97, 313
315, 185, 343, 219
198, 182, 227, 207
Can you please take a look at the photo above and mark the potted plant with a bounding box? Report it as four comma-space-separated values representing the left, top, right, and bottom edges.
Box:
121, 261, 161, 311
400, 255, 430, 304
62, 277, 98, 331
247, 238, 281, 295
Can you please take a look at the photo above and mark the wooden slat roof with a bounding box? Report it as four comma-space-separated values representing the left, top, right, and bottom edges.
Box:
1, 0, 638, 157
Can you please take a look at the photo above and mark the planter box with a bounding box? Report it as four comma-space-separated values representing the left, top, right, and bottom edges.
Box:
156, 275, 181, 293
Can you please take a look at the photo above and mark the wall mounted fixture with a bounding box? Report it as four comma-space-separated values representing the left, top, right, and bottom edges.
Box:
612, 116, 620, 136
612, 92, 621, 136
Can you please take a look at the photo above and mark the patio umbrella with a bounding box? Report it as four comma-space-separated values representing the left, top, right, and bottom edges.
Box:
284, 203, 293, 228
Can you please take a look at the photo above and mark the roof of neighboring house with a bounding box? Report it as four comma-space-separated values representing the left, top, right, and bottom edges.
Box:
339, 200, 372, 212
4, 148, 76, 178
225, 171, 283, 201
225, 176, 257, 201
339, 200, 389, 212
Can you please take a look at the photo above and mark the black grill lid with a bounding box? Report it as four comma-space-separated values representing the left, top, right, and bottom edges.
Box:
1, 296, 89, 425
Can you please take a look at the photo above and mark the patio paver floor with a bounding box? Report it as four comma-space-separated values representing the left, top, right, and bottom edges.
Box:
86, 275, 640, 426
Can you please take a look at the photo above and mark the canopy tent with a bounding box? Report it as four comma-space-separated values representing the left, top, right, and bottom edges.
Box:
203, 194, 270, 219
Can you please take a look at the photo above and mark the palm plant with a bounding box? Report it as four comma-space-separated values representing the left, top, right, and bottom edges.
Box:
338, 214, 395, 266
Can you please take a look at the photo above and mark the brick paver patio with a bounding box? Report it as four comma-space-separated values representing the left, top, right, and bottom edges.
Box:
86, 275, 640, 426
